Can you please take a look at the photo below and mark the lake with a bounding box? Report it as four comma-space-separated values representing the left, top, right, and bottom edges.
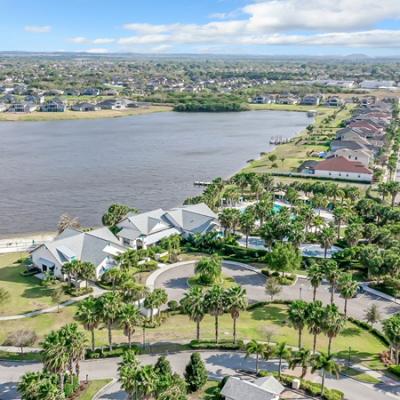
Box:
0, 110, 310, 235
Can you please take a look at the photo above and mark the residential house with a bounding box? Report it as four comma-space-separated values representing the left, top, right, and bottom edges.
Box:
71, 102, 101, 112
30, 227, 126, 280
40, 99, 66, 112
24, 95, 44, 104
65, 88, 81, 96
97, 98, 133, 110
221, 376, 284, 400
251, 95, 275, 104
82, 88, 101, 96
308, 156, 373, 182
301, 95, 321, 106
329, 148, 373, 166
276, 94, 300, 105
326, 96, 343, 107
117, 203, 219, 249
8, 102, 37, 113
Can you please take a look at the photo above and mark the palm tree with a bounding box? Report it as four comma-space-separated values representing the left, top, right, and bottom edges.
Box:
239, 207, 256, 248
225, 286, 248, 344
289, 347, 312, 379
62, 260, 80, 286
306, 301, 325, 353
324, 260, 341, 304
307, 262, 324, 301
99, 292, 122, 351
119, 304, 142, 348
288, 300, 308, 348
180, 287, 206, 341
319, 225, 336, 259
254, 198, 273, 226
135, 365, 157, 400
153, 288, 168, 321
76, 296, 100, 351
102, 267, 124, 291
116, 248, 140, 270
41, 330, 69, 393
62, 323, 87, 382
333, 206, 347, 239
323, 304, 345, 355
383, 314, 400, 364
77, 261, 95, 289
143, 291, 158, 323
311, 353, 340, 397
120, 279, 149, 305
18, 372, 61, 400
338, 273, 359, 318
118, 350, 140, 400
245, 339, 271, 374
195, 255, 222, 285
204, 285, 226, 343
251, 179, 264, 200
386, 181, 400, 206
275, 342, 291, 378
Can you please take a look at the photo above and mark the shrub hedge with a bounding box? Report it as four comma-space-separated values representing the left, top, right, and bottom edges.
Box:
86, 343, 141, 359
189, 339, 244, 351
388, 365, 400, 378
259, 372, 344, 400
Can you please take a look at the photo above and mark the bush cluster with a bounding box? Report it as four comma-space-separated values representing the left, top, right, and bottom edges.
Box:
259, 372, 344, 400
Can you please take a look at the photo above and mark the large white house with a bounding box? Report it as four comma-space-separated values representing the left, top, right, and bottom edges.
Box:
31, 227, 126, 280
117, 203, 219, 249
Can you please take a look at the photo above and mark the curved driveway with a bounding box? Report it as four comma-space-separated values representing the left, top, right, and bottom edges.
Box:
153, 261, 400, 322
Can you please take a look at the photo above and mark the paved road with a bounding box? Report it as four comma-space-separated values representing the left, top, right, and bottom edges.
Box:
1, 351, 398, 400
154, 261, 400, 322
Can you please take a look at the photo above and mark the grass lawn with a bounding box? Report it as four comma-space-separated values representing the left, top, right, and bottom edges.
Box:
189, 381, 220, 400
77, 379, 112, 400
0, 105, 172, 121
0, 303, 385, 368
188, 275, 235, 289
0, 252, 69, 316
243, 104, 358, 176
341, 367, 381, 384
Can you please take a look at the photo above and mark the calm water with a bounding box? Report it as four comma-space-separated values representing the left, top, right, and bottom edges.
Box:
0, 111, 309, 235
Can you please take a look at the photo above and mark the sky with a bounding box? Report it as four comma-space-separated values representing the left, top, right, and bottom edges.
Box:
1, 0, 400, 56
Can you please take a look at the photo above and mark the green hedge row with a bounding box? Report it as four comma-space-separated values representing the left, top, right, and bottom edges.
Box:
86, 344, 141, 359
259, 372, 344, 400
388, 365, 400, 377
189, 339, 244, 351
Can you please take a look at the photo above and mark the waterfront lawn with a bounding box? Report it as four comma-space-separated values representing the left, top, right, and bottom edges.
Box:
0, 105, 172, 121
0, 304, 385, 367
0, 252, 69, 316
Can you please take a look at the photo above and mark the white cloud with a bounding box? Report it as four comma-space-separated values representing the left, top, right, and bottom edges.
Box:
69, 37, 114, 45
150, 44, 173, 53
243, 0, 400, 32
24, 25, 51, 33
85, 48, 109, 54
93, 38, 115, 44
73, 0, 400, 52
69, 36, 89, 44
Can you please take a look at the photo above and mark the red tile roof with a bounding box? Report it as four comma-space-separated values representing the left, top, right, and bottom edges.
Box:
313, 156, 372, 174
